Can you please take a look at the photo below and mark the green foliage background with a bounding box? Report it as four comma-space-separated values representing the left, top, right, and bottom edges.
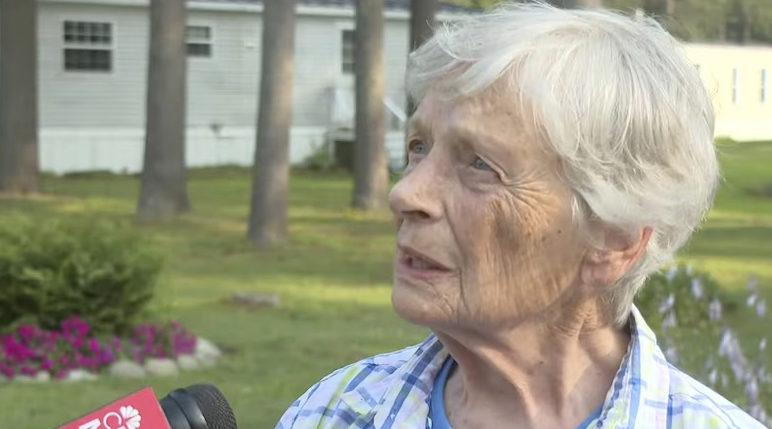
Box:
0, 218, 161, 336
446, 0, 772, 43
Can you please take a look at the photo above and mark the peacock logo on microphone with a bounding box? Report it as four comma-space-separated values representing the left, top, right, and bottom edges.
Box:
58, 387, 171, 429
77, 405, 141, 429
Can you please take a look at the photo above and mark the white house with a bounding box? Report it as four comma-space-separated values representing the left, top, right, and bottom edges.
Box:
22, 0, 468, 174
5, 0, 772, 174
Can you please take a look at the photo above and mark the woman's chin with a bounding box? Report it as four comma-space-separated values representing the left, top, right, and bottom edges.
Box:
391, 280, 442, 326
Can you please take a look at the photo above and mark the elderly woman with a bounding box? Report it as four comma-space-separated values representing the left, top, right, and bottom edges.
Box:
277, 3, 764, 429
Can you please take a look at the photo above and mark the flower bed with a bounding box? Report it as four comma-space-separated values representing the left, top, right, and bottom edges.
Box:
0, 316, 199, 381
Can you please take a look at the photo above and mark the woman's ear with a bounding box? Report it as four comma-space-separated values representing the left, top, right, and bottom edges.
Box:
580, 227, 653, 289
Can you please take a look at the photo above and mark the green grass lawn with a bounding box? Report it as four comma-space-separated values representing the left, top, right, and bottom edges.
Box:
0, 141, 771, 428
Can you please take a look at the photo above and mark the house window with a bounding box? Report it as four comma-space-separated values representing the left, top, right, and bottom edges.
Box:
341, 29, 355, 74
732, 68, 739, 104
63, 21, 112, 71
762, 69, 768, 103
187, 25, 212, 57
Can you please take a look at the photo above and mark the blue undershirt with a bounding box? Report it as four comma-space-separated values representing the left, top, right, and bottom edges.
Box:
428, 356, 603, 429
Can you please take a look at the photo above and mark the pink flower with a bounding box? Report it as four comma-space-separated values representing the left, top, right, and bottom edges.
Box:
41, 359, 53, 371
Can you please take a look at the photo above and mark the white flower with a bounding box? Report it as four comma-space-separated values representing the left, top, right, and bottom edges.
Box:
746, 293, 758, 307
745, 377, 759, 403
662, 312, 677, 330
658, 293, 675, 315
708, 368, 719, 386
708, 298, 722, 321
690, 277, 704, 299
756, 299, 767, 317
120, 406, 141, 429
664, 346, 678, 363
746, 278, 759, 292
665, 266, 677, 282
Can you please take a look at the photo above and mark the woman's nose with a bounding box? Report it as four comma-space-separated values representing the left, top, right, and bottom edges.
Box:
388, 159, 444, 222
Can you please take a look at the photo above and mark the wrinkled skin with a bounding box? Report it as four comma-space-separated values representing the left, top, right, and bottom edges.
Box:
390, 90, 588, 333
389, 90, 647, 429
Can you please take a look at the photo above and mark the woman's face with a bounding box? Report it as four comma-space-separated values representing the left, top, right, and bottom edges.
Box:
389, 91, 589, 333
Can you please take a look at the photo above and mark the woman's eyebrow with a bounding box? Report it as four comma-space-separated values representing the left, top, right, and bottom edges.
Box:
448, 124, 507, 154
407, 115, 429, 135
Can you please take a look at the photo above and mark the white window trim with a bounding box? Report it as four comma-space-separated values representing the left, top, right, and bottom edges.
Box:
762, 68, 768, 104
60, 18, 116, 73
335, 21, 355, 88
732, 68, 739, 104
186, 23, 215, 59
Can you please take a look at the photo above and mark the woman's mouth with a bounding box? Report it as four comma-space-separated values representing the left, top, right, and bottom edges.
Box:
396, 246, 454, 281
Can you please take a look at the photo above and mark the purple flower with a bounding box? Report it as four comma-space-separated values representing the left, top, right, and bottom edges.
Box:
99, 347, 115, 364
0, 362, 14, 378
88, 338, 101, 354
70, 336, 83, 348
17, 325, 38, 342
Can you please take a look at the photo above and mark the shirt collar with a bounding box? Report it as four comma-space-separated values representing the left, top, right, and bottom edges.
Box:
595, 305, 671, 428
337, 305, 665, 428
338, 334, 447, 427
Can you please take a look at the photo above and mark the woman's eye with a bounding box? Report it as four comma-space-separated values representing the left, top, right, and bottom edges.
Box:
408, 140, 428, 155
472, 156, 493, 171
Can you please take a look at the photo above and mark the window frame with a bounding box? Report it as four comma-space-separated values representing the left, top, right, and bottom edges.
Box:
732, 68, 739, 104
61, 19, 115, 73
186, 24, 214, 59
341, 28, 355, 75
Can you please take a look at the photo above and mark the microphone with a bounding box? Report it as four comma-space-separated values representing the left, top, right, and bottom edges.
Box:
57, 383, 237, 429
161, 383, 238, 429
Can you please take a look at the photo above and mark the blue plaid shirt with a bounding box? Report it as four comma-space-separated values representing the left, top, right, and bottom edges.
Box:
276, 306, 765, 428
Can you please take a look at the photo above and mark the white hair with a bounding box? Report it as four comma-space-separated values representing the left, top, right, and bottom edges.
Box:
406, 1, 719, 326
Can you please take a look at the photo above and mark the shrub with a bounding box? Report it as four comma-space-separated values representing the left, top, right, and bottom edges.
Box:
0, 216, 162, 336
636, 265, 729, 333
636, 266, 771, 425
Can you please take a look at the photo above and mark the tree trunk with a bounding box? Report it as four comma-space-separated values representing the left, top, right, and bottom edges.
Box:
407, 0, 437, 114
0, 0, 39, 194
665, 0, 675, 17
137, 0, 190, 219
352, 0, 388, 210
739, 1, 751, 44
247, 0, 296, 246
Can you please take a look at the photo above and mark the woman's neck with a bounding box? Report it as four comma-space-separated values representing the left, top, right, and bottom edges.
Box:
434, 300, 630, 429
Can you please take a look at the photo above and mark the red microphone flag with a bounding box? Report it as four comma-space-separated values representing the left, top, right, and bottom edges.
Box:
57, 386, 171, 429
